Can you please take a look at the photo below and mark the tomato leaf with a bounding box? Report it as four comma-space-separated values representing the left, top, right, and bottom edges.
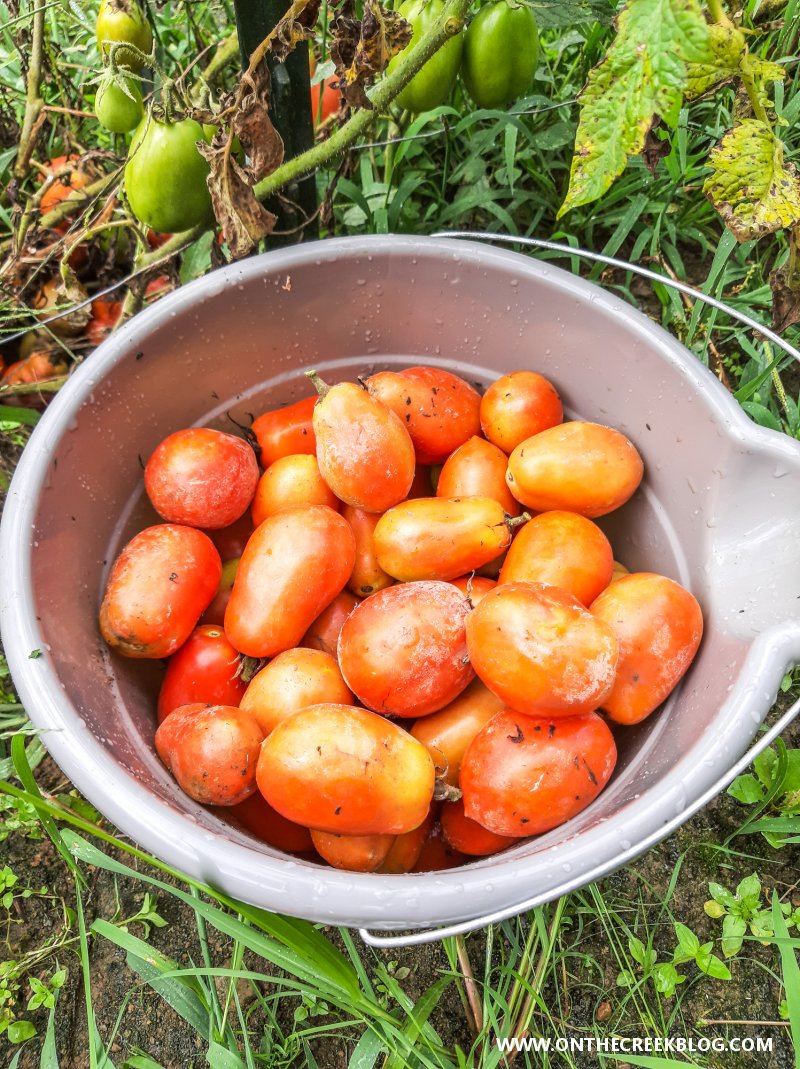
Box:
231, 62, 284, 182
704, 120, 800, 241
531, 0, 615, 28
269, 0, 322, 62
331, 0, 412, 109
684, 22, 745, 100
558, 0, 710, 216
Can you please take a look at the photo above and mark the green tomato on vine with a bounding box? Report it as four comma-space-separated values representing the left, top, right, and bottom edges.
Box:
462, 0, 539, 109
95, 73, 144, 133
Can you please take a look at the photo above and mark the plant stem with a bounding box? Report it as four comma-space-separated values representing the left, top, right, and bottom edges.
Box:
707, 0, 731, 24
119, 225, 206, 318
454, 934, 484, 1037
14, 0, 47, 178
508, 898, 566, 1056
739, 54, 770, 123
253, 0, 470, 203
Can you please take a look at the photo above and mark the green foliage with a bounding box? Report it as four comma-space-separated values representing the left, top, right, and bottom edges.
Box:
704, 873, 800, 956
728, 737, 800, 846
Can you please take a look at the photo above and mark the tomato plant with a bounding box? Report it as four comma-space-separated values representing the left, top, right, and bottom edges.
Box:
125, 115, 212, 233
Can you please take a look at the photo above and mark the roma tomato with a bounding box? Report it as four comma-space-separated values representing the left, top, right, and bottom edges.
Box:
465, 582, 618, 717
300, 590, 359, 657
462, 1, 539, 109
449, 575, 496, 606
144, 428, 259, 530
591, 573, 703, 725
377, 810, 434, 873
343, 505, 395, 597
256, 704, 435, 835
479, 370, 562, 454
157, 625, 246, 723
225, 505, 355, 658
87, 298, 123, 346
251, 454, 339, 526
96, 0, 153, 66
309, 373, 415, 512
373, 497, 524, 582
410, 677, 504, 785
125, 115, 212, 233
310, 830, 395, 872
230, 791, 314, 854
365, 366, 481, 465
198, 557, 239, 626
1, 351, 67, 389
155, 703, 264, 806
338, 581, 473, 717
499, 510, 614, 607
240, 648, 352, 735
436, 436, 520, 515
95, 74, 144, 133
100, 525, 221, 658
251, 395, 316, 467
389, 0, 463, 113
461, 709, 617, 837
440, 799, 515, 856
412, 818, 466, 871
506, 422, 644, 517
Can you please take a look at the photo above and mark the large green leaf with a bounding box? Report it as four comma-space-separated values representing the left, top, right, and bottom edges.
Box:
559, 0, 710, 216
704, 120, 800, 241
530, 0, 614, 29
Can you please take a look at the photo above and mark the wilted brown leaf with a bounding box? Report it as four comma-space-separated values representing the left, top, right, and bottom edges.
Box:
271, 0, 322, 62
233, 61, 285, 181
331, 0, 411, 109
198, 140, 277, 259
642, 117, 670, 175
770, 262, 800, 333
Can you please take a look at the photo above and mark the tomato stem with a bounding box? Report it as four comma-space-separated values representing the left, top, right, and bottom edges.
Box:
433, 778, 462, 803
506, 512, 531, 529
305, 369, 330, 398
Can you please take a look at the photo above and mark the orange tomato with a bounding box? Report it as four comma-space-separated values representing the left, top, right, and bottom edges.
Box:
410, 677, 504, 785
224, 505, 355, 658
155, 703, 264, 806
412, 818, 466, 871
310, 76, 341, 126
144, 428, 260, 530
591, 572, 703, 725
256, 704, 435, 835
240, 647, 352, 735
365, 366, 482, 465
251, 453, 339, 526
310, 830, 395, 872
300, 590, 360, 658
207, 513, 254, 560
230, 791, 314, 854
99, 525, 221, 658
87, 298, 123, 346
309, 374, 415, 512
39, 154, 90, 213
338, 581, 474, 717
377, 811, 434, 873
499, 510, 614, 607
251, 395, 317, 468
436, 436, 520, 515
449, 575, 496, 605
506, 422, 644, 517
1, 350, 67, 388
461, 709, 617, 837
343, 505, 395, 597
440, 799, 515, 856
479, 370, 563, 454
465, 582, 618, 717
373, 497, 522, 582
610, 560, 629, 583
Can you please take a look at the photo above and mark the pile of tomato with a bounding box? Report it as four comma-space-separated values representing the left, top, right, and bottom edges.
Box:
98, 363, 703, 874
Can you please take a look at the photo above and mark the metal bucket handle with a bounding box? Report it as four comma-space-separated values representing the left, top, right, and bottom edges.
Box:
359, 232, 800, 949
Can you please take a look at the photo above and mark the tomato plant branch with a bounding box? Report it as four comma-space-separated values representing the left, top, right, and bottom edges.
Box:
252, 0, 470, 203
707, 0, 734, 27
118, 225, 206, 318
14, 0, 47, 178
738, 54, 770, 123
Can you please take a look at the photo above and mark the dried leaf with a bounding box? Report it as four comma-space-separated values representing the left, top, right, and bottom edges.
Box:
704, 120, 800, 241
684, 22, 745, 100
770, 264, 800, 333
642, 117, 671, 174
270, 0, 321, 62
559, 0, 711, 217
197, 141, 277, 258
331, 0, 411, 109
232, 62, 284, 181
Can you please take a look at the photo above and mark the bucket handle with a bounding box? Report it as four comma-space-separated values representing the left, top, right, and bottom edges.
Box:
359, 232, 800, 949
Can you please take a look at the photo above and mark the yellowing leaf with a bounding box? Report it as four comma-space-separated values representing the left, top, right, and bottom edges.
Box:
684, 22, 745, 99
704, 119, 800, 241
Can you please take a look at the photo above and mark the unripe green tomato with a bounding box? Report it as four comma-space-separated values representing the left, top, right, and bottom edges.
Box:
95, 76, 144, 133
124, 115, 213, 233
389, 0, 463, 114
96, 0, 153, 69
462, 0, 539, 108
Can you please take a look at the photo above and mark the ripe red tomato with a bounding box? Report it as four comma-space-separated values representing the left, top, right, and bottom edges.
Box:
99, 525, 221, 658
145, 428, 260, 529
465, 582, 618, 717
436, 436, 520, 515
225, 505, 356, 658
440, 798, 515, 856
343, 505, 395, 597
310, 76, 340, 126
310, 830, 394, 872
480, 370, 563, 454
410, 677, 504, 786
251, 454, 339, 526
591, 572, 703, 725
251, 395, 317, 468
300, 589, 360, 657
39, 155, 90, 213
256, 704, 435, 835
155, 703, 264, 806
377, 811, 434, 873
87, 298, 123, 346
198, 557, 240, 627
157, 625, 246, 723
230, 792, 314, 854
365, 366, 481, 465
460, 709, 617, 837
338, 581, 474, 717
412, 817, 466, 871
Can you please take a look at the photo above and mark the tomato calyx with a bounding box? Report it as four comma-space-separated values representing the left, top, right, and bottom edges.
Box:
433, 776, 462, 804
237, 655, 264, 684
305, 368, 330, 399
